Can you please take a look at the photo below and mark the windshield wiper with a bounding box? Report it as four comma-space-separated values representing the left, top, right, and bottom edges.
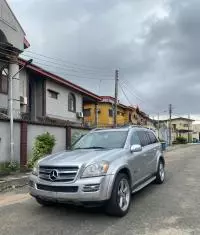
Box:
74, 146, 107, 150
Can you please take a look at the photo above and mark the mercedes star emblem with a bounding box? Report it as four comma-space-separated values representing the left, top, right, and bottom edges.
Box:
49, 169, 59, 181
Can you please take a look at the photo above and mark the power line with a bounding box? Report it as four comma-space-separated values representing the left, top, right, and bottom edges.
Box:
0, 43, 113, 72
0, 50, 114, 81
119, 82, 134, 107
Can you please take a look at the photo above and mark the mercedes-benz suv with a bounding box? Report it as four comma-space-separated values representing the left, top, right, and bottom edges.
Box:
29, 126, 165, 217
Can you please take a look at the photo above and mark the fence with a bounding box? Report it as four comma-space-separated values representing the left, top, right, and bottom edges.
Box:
0, 118, 90, 167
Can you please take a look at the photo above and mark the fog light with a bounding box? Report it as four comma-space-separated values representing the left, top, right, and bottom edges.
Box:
83, 184, 100, 192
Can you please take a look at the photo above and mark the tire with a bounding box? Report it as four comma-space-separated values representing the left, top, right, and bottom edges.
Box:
36, 198, 55, 206
105, 173, 131, 217
155, 160, 165, 184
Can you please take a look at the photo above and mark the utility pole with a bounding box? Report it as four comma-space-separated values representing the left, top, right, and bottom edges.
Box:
9, 59, 33, 162
169, 104, 172, 146
114, 69, 119, 127
188, 114, 190, 143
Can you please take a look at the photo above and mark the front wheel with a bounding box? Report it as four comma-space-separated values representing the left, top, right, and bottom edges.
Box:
155, 160, 165, 184
105, 173, 131, 217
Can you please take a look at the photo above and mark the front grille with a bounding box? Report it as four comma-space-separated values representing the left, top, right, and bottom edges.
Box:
39, 166, 79, 182
37, 184, 78, 193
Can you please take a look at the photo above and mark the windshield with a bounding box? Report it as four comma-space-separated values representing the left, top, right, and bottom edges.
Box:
73, 131, 128, 149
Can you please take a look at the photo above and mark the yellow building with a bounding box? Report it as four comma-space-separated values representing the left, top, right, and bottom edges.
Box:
83, 96, 152, 128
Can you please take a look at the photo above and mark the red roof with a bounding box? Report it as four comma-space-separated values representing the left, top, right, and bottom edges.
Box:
19, 58, 102, 101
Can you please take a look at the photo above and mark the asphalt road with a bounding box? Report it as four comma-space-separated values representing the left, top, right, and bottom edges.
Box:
1, 145, 200, 235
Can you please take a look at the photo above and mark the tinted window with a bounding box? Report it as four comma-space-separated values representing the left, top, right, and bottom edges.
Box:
137, 131, 148, 147
148, 131, 158, 144
131, 132, 141, 145
145, 131, 152, 145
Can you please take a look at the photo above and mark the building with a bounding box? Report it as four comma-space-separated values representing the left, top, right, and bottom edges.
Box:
0, 0, 29, 118
159, 117, 194, 142
192, 124, 200, 142
84, 96, 127, 127
1, 58, 102, 125
83, 96, 153, 128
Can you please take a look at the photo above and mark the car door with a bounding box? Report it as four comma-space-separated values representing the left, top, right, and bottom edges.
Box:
136, 130, 152, 181
145, 131, 157, 176
128, 131, 144, 187
147, 131, 160, 174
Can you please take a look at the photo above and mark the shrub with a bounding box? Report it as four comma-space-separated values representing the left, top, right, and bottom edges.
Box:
0, 161, 19, 175
175, 136, 187, 144
28, 132, 56, 168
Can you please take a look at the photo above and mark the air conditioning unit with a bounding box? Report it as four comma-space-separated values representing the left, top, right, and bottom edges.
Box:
76, 112, 84, 118
20, 96, 28, 105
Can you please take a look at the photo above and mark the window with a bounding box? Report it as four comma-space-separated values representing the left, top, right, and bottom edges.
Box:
109, 109, 113, 117
131, 132, 141, 145
0, 69, 8, 94
68, 93, 76, 112
48, 89, 58, 99
73, 130, 128, 149
137, 131, 149, 147
183, 124, 188, 127
117, 111, 120, 115
83, 108, 91, 117
147, 131, 158, 144
172, 124, 176, 130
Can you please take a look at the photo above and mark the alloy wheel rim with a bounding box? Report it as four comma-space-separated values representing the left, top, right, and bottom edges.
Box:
117, 178, 130, 211
159, 162, 165, 181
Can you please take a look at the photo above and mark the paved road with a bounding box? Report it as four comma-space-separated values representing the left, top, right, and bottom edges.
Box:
1, 145, 200, 235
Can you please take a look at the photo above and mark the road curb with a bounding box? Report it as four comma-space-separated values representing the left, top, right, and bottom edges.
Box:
0, 175, 29, 192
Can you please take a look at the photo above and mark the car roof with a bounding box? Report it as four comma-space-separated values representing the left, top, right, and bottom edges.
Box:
91, 126, 155, 133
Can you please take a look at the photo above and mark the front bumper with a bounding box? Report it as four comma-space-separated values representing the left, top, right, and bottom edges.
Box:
29, 174, 115, 203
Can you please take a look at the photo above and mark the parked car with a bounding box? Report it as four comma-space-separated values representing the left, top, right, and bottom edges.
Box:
29, 126, 165, 217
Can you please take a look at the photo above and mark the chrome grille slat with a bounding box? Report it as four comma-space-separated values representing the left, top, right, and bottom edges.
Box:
39, 166, 79, 182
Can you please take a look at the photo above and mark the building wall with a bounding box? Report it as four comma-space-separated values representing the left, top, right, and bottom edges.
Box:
27, 124, 66, 160
45, 80, 83, 123
0, 120, 20, 163
19, 69, 28, 113
0, 0, 25, 51
84, 103, 128, 127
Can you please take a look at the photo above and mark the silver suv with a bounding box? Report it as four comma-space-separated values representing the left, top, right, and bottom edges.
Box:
29, 126, 165, 217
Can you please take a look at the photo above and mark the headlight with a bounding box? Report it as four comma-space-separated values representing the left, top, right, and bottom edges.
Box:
81, 161, 109, 178
32, 164, 39, 176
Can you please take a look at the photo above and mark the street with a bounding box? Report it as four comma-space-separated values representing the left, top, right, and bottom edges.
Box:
1, 145, 200, 235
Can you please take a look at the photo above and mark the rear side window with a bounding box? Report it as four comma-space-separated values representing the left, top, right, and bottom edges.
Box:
137, 131, 149, 147
130, 132, 141, 145
148, 131, 158, 144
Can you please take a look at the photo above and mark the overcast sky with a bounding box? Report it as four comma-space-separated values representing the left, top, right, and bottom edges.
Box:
7, 0, 200, 119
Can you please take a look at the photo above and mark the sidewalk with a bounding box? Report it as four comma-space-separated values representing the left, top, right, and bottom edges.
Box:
165, 143, 194, 152
0, 172, 30, 193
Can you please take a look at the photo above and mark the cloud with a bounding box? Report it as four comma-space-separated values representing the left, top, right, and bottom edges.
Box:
7, 0, 200, 116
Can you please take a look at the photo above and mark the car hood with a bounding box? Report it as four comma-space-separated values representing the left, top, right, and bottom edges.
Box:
39, 149, 124, 167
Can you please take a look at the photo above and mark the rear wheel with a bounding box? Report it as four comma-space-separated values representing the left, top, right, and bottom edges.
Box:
105, 173, 131, 217
36, 198, 55, 206
155, 160, 165, 184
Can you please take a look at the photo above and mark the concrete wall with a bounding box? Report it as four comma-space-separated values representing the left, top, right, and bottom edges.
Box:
27, 124, 66, 160
0, 0, 25, 51
0, 120, 20, 163
46, 80, 83, 123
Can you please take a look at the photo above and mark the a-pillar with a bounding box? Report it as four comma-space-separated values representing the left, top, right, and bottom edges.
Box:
8, 59, 20, 119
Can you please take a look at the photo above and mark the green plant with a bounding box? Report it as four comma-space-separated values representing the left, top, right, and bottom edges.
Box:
0, 161, 19, 175
175, 136, 187, 144
28, 132, 56, 168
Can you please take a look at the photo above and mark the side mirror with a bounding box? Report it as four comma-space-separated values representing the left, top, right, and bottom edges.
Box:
130, 144, 142, 152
